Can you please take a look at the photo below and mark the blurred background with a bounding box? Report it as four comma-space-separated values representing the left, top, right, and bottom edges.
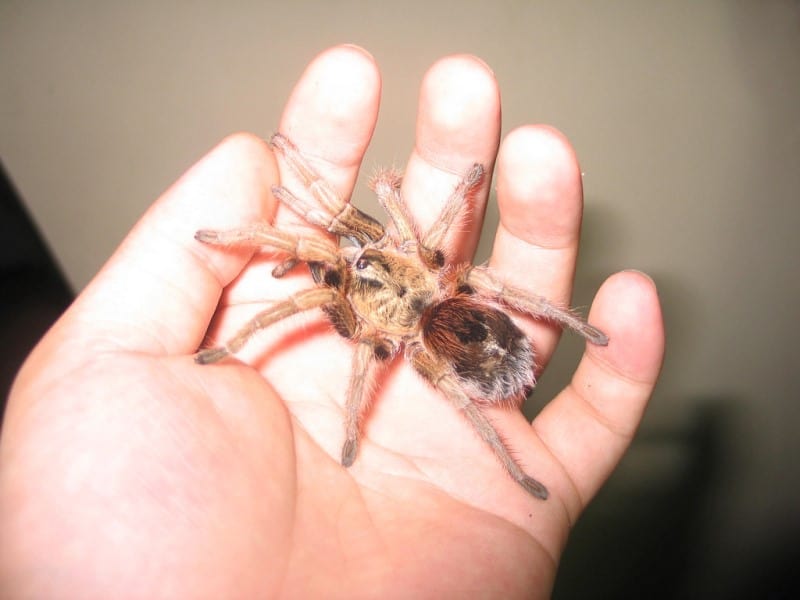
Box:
1, 1, 798, 597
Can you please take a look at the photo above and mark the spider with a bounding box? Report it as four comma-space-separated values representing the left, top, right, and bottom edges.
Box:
194, 133, 609, 500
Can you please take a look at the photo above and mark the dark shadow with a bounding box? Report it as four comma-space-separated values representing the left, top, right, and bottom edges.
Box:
553, 397, 800, 599
553, 400, 727, 599
0, 161, 73, 421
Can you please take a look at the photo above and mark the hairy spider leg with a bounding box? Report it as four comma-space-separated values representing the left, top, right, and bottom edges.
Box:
421, 163, 484, 253
195, 224, 340, 266
270, 133, 384, 246
466, 266, 610, 346
370, 168, 417, 247
369, 164, 485, 271
408, 342, 549, 500
194, 224, 345, 363
195, 287, 339, 364
400, 163, 484, 270
341, 341, 378, 466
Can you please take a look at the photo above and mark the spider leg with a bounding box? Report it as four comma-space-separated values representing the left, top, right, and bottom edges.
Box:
466, 266, 609, 345
195, 287, 338, 364
195, 224, 341, 267
421, 163, 484, 252
341, 341, 378, 467
408, 342, 549, 500
369, 168, 417, 247
269, 133, 384, 245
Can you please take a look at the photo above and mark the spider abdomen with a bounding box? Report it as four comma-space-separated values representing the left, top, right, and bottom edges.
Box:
420, 297, 535, 404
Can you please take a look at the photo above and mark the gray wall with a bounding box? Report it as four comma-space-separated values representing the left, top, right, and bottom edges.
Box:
2, 2, 798, 596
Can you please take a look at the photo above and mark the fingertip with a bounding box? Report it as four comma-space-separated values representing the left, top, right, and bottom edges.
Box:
305, 43, 381, 104
496, 125, 583, 248
586, 269, 665, 386
338, 42, 377, 63
280, 44, 382, 164
415, 54, 501, 166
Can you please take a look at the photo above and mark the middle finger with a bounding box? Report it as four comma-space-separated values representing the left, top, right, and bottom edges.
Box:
400, 55, 502, 264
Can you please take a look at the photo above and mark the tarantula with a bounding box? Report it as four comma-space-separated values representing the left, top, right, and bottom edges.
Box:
194, 133, 608, 500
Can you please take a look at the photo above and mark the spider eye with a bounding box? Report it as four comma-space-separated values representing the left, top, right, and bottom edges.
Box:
355, 257, 369, 270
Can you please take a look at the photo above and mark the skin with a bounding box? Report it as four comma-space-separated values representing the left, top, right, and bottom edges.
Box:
0, 45, 665, 599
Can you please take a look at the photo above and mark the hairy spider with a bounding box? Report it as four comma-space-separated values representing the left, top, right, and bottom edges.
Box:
194, 133, 608, 500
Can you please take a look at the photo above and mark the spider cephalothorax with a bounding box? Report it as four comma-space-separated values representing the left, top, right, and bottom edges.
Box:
195, 133, 608, 500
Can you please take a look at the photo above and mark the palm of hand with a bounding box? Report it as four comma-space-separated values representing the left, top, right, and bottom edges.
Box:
189, 242, 555, 595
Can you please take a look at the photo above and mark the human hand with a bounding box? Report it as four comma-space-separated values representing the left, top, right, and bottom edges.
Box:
0, 46, 664, 598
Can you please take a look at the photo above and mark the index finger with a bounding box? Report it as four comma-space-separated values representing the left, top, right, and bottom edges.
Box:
275, 45, 382, 229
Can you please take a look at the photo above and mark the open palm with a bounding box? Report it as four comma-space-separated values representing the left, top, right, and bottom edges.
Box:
0, 46, 664, 598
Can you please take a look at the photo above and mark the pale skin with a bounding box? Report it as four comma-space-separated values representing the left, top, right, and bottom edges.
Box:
0, 46, 665, 598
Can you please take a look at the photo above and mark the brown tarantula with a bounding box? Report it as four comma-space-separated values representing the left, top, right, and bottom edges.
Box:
194, 133, 608, 500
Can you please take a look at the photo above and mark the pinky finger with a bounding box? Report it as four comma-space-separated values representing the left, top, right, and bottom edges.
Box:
532, 270, 665, 519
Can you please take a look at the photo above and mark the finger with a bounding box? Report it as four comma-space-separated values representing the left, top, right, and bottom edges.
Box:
401, 55, 501, 263
194, 47, 381, 381
488, 125, 585, 368
275, 44, 381, 228
55, 133, 279, 356
532, 270, 665, 519
201, 45, 382, 348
